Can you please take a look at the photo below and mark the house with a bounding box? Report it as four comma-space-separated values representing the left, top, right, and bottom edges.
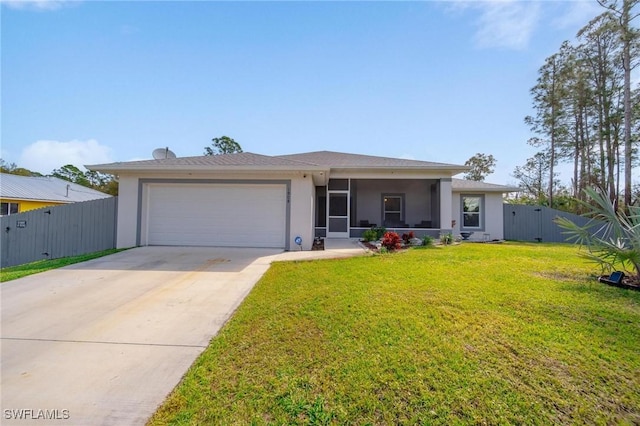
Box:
87, 151, 519, 250
0, 173, 112, 216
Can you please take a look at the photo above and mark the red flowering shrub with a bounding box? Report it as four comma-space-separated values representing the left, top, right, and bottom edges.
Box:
382, 231, 402, 251
401, 231, 415, 244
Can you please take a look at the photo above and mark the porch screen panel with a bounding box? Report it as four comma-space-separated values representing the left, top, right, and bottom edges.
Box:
329, 193, 348, 216
328, 218, 347, 232
328, 192, 348, 235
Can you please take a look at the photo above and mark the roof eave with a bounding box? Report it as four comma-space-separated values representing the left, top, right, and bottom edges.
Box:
453, 187, 522, 193
0, 196, 74, 204
330, 166, 470, 174
87, 164, 328, 174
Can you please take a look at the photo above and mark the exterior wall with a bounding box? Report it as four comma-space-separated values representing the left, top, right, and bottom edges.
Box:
0, 198, 65, 214
451, 191, 505, 240
484, 193, 505, 240
114, 172, 313, 250
115, 175, 140, 248
289, 175, 315, 250
440, 179, 453, 234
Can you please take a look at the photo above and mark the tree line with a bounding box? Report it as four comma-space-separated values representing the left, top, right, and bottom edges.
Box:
515, 0, 639, 212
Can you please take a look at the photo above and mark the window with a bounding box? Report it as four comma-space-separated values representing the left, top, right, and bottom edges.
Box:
461, 195, 483, 229
383, 194, 404, 226
1, 202, 19, 216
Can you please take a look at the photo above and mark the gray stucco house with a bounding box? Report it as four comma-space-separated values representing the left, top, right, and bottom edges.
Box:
88, 151, 519, 251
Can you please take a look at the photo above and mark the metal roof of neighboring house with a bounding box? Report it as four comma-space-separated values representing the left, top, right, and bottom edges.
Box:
277, 151, 468, 170
451, 178, 520, 193
0, 173, 112, 203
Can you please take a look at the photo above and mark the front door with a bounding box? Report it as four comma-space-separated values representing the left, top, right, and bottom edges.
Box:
327, 191, 349, 238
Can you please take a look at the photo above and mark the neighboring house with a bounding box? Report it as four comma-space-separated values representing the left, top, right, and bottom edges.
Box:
0, 173, 112, 216
88, 151, 518, 251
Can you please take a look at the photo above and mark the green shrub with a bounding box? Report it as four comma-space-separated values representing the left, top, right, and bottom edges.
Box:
361, 229, 378, 242
372, 226, 387, 240
555, 186, 640, 277
422, 235, 434, 246
440, 232, 453, 245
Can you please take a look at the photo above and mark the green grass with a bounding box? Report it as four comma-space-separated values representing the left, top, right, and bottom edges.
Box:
149, 243, 640, 425
0, 249, 123, 282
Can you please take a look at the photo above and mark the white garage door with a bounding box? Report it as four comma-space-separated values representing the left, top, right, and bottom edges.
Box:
147, 184, 287, 248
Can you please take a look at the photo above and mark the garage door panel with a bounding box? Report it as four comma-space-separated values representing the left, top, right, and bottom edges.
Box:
147, 184, 286, 248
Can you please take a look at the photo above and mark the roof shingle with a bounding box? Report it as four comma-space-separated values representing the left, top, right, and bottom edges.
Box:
277, 151, 466, 169
87, 152, 322, 171
451, 178, 520, 192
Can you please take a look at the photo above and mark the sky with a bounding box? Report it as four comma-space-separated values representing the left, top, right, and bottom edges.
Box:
1, 0, 610, 185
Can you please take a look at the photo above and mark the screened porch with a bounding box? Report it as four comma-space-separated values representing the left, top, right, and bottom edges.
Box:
314, 178, 444, 239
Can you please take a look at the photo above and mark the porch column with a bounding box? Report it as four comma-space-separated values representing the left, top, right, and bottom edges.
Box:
439, 178, 453, 233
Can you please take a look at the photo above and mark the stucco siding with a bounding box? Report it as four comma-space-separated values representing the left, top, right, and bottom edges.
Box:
440, 179, 453, 233
484, 193, 505, 240
289, 175, 314, 250
451, 191, 504, 240
116, 175, 139, 248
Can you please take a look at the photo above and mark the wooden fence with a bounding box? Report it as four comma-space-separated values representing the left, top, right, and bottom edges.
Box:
1, 197, 117, 268
503, 204, 601, 243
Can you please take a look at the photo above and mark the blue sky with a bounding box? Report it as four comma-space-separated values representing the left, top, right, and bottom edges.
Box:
1, 0, 606, 184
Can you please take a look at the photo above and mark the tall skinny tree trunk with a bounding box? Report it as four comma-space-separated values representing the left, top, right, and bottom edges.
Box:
621, 0, 633, 208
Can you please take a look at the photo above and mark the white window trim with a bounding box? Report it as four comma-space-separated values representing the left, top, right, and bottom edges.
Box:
460, 194, 484, 231
1, 202, 19, 216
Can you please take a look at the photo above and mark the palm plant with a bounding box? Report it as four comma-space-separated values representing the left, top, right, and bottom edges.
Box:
554, 186, 640, 278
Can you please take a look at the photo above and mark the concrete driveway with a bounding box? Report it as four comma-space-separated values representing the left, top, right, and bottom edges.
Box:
1, 242, 366, 426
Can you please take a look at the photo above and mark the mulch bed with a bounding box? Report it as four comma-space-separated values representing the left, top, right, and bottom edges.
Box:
360, 241, 410, 253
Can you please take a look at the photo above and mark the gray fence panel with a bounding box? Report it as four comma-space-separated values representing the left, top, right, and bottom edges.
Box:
1, 197, 117, 268
503, 204, 601, 243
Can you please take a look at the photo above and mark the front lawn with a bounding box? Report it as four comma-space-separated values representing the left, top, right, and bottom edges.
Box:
149, 243, 640, 425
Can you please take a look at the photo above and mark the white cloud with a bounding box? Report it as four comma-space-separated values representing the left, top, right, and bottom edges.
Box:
19, 139, 113, 174
473, 1, 541, 50
1, 0, 76, 11
551, 1, 603, 30
443, 1, 541, 50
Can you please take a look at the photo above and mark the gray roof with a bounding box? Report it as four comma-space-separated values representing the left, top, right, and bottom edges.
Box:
452, 178, 520, 193
277, 151, 467, 170
0, 173, 111, 203
88, 150, 469, 174
87, 152, 324, 173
